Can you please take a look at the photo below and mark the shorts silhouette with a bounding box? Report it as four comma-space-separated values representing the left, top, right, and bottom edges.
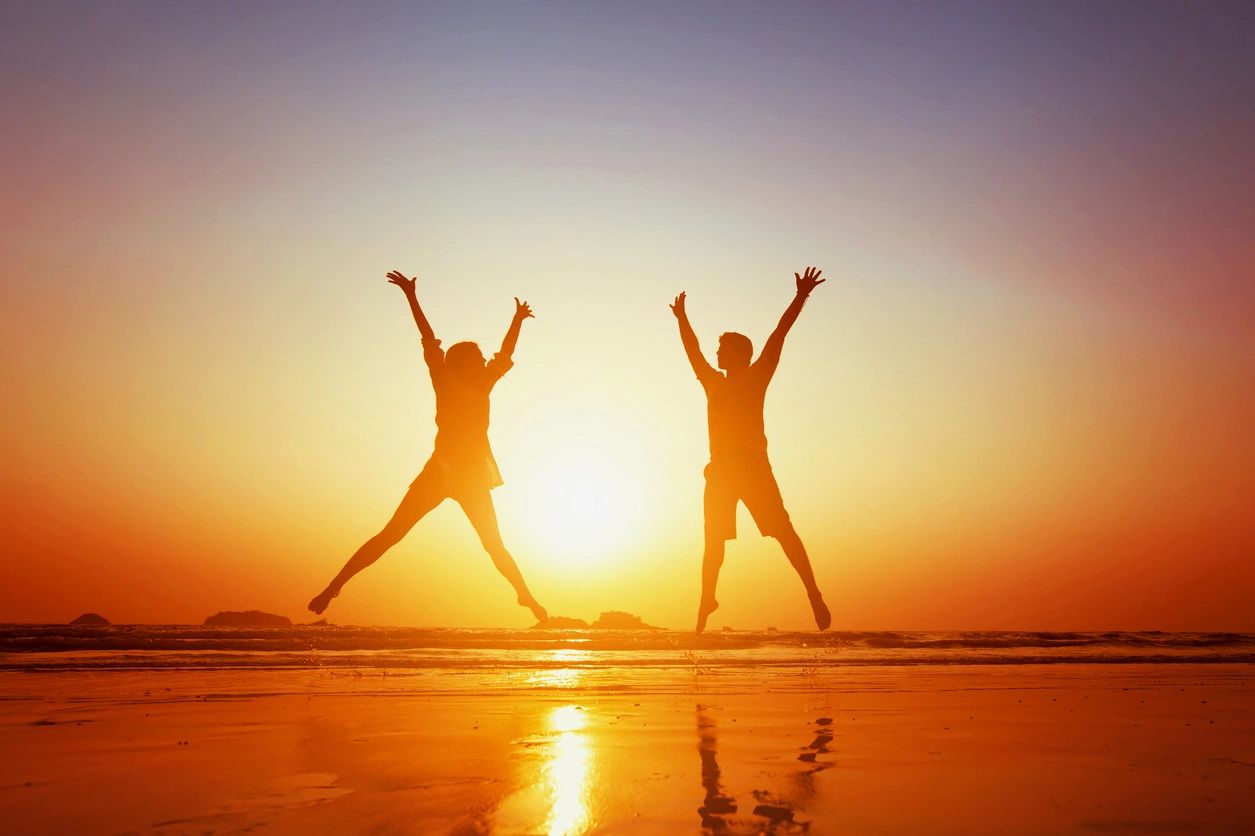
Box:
703, 455, 791, 540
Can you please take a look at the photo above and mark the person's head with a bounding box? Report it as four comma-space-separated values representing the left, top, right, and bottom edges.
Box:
716, 332, 753, 371
445, 341, 486, 376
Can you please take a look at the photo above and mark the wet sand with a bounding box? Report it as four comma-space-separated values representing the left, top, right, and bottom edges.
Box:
1, 664, 1252, 834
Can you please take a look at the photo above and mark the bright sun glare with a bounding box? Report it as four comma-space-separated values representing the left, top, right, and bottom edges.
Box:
511, 432, 649, 565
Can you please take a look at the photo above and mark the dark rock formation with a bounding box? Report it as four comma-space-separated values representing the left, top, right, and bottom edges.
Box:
535, 615, 591, 628
590, 611, 660, 629
203, 610, 292, 626
70, 613, 110, 626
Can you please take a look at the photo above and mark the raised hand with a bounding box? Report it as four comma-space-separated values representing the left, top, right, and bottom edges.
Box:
386, 270, 417, 295
513, 297, 534, 320
794, 266, 825, 296
670, 292, 687, 319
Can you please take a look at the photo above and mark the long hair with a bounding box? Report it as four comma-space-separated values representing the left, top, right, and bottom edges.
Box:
445, 341, 484, 376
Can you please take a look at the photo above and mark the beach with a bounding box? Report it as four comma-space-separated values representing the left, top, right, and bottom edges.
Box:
1, 630, 1253, 834
6, 1, 1254, 832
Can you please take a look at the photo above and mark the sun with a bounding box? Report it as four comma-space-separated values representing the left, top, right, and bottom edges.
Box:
508, 435, 648, 564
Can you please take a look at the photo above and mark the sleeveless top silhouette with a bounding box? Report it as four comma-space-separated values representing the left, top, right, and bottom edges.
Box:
422, 336, 512, 493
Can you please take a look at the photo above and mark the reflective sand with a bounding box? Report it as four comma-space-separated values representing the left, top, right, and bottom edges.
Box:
1, 664, 1252, 833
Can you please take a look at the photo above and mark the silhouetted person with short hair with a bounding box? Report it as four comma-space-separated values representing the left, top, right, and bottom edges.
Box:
696, 705, 738, 831
671, 267, 830, 633
308, 270, 548, 623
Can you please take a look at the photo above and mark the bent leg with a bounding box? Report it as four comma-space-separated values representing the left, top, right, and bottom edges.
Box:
455, 491, 547, 623
773, 524, 830, 630
741, 460, 830, 631
308, 474, 446, 614
697, 534, 726, 634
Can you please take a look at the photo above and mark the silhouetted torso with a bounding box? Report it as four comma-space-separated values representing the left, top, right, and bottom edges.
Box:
423, 337, 512, 492
701, 362, 775, 461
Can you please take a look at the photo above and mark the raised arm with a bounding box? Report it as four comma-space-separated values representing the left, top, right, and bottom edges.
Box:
482, 297, 533, 384
671, 292, 717, 385
497, 297, 533, 362
386, 270, 435, 342
756, 266, 825, 374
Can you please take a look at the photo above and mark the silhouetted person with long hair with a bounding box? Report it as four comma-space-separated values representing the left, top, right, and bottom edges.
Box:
308, 270, 548, 623
671, 267, 830, 633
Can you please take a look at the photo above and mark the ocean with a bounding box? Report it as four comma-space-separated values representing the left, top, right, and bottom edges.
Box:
2, 626, 1252, 671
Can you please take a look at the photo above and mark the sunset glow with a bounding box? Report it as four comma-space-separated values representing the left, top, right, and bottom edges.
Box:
0, 2, 1251, 632
2, 4, 1253, 835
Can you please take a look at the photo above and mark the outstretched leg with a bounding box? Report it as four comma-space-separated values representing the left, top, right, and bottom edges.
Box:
455, 491, 548, 624
697, 535, 725, 634
773, 524, 830, 630
308, 475, 445, 615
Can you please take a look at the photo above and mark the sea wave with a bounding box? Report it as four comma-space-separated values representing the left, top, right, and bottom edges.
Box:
0, 626, 1252, 671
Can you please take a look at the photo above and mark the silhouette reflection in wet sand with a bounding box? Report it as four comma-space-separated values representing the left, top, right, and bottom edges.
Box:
697, 706, 738, 831
696, 705, 835, 833
672, 268, 832, 633
308, 270, 547, 623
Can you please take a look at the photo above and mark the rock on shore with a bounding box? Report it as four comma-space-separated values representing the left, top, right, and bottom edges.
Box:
203, 610, 292, 626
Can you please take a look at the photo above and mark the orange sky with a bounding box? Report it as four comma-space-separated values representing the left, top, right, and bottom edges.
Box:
1, 4, 1252, 629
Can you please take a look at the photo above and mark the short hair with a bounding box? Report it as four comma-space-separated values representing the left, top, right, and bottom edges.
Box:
719, 332, 753, 365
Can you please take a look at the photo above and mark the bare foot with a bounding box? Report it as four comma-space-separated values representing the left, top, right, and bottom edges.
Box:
696, 598, 719, 634
520, 596, 548, 625
811, 595, 831, 631
308, 588, 337, 616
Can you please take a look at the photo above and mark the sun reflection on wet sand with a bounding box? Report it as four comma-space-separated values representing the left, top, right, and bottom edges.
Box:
548, 648, 593, 665
524, 649, 593, 689
526, 668, 582, 688
493, 702, 596, 835
544, 705, 592, 835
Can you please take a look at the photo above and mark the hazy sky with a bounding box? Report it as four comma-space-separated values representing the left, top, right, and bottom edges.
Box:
2, 2, 1252, 629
